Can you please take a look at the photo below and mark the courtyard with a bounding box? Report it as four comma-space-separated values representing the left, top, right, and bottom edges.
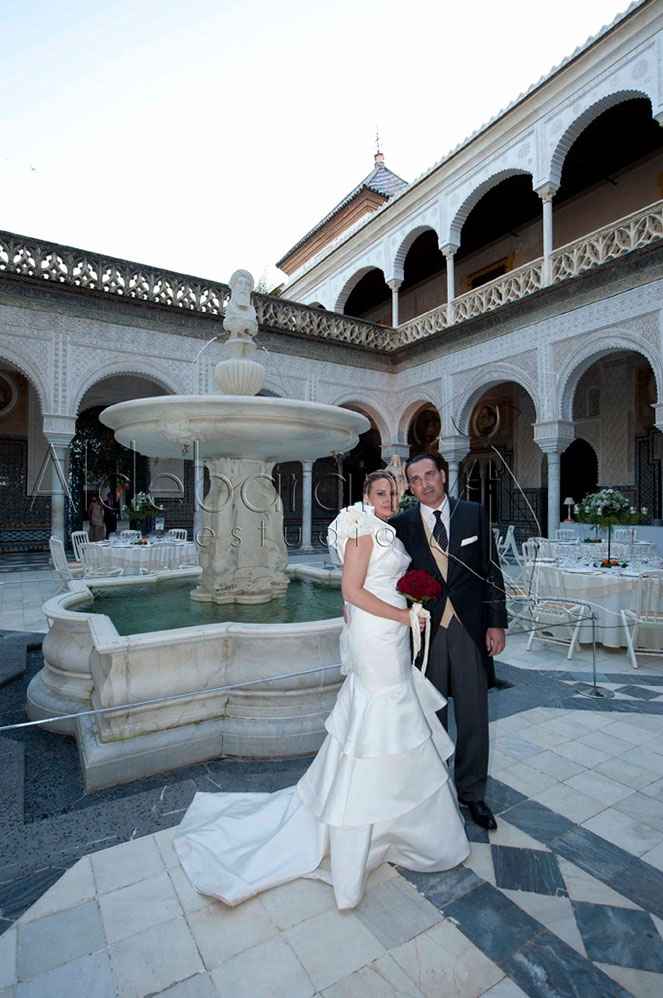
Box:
2, 559, 663, 998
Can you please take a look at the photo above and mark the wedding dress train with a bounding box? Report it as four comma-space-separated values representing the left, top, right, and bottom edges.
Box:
174, 503, 469, 910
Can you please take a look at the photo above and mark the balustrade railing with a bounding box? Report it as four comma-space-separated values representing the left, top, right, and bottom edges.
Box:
551, 200, 663, 283
2, 198, 663, 353
452, 259, 543, 324
396, 300, 449, 347
254, 294, 391, 350
0, 230, 231, 315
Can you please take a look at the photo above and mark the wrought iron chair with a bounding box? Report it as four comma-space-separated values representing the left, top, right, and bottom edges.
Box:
525, 565, 586, 661
620, 570, 663, 670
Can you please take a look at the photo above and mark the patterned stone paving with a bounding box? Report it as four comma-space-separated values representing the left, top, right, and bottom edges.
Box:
3, 627, 663, 994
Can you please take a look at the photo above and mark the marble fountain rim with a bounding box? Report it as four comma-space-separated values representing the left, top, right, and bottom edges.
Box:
41, 568, 344, 655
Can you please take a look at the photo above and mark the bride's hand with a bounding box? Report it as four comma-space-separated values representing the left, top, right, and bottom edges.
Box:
398, 608, 426, 630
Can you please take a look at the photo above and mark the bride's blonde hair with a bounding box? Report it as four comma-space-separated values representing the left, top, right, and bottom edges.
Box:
363, 470, 398, 501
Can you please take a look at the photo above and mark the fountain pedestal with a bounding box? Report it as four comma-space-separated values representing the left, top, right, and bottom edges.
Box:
192, 456, 289, 604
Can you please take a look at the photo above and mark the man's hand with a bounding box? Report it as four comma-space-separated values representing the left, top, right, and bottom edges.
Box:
486, 627, 506, 657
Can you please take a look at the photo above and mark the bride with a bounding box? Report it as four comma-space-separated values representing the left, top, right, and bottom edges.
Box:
174, 470, 469, 910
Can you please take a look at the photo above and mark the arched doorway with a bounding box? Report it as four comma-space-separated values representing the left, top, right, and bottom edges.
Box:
0, 363, 51, 558
462, 384, 541, 541
407, 404, 441, 458
342, 269, 391, 324
70, 375, 192, 538
560, 439, 598, 515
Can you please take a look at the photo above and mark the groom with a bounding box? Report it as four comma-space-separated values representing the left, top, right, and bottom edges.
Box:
390, 453, 507, 831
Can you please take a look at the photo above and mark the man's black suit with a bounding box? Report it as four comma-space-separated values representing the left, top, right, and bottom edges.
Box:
390, 497, 507, 801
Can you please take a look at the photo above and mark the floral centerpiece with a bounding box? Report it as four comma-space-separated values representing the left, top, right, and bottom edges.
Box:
126, 492, 162, 536
575, 488, 640, 566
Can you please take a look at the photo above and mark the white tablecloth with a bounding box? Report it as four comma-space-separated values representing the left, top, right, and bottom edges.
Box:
531, 563, 659, 649
83, 541, 198, 576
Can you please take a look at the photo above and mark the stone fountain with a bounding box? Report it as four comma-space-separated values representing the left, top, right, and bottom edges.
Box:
100, 269, 367, 604
27, 271, 369, 790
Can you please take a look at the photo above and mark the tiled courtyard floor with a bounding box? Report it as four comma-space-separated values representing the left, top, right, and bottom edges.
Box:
2, 564, 663, 995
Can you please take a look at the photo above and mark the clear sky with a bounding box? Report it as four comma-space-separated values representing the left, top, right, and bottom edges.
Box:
1, 0, 635, 288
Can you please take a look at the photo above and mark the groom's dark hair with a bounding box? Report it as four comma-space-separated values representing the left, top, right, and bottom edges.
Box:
404, 452, 445, 479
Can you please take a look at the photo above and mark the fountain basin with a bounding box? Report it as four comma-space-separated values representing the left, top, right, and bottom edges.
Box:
100, 395, 370, 460
28, 567, 344, 791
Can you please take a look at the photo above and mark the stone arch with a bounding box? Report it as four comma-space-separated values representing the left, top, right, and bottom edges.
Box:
557, 332, 662, 422
330, 394, 391, 444
455, 363, 540, 436
448, 168, 532, 246
0, 343, 49, 413
334, 265, 386, 314
390, 224, 440, 283
547, 89, 654, 190
72, 361, 182, 416
397, 396, 440, 446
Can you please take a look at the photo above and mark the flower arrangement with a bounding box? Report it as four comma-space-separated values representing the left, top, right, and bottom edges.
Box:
575, 489, 640, 565
397, 569, 442, 605
127, 491, 161, 522
575, 489, 639, 528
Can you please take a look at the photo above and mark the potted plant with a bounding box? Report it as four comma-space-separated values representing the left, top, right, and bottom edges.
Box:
575, 489, 640, 566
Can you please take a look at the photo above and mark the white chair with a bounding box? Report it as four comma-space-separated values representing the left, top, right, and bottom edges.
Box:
502, 570, 532, 629
502, 525, 522, 567
70, 529, 90, 564
525, 566, 586, 660
621, 571, 663, 670
613, 527, 636, 545
49, 537, 84, 591
120, 529, 140, 543
167, 528, 187, 541
555, 528, 577, 542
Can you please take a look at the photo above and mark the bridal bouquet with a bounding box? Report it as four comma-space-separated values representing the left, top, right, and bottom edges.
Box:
397, 569, 442, 605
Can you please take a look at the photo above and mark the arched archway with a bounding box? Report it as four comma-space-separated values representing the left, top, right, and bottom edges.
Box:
560, 439, 598, 512
551, 95, 663, 247
70, 374, 192, 537
407, 404, 441, 458
462, 382, 542, 541
398, 229, 446, 324
0, 360, 52, 557
337, 267, 390, 323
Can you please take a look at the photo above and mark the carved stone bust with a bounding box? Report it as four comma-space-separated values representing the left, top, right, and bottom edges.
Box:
224, 269, 258, 340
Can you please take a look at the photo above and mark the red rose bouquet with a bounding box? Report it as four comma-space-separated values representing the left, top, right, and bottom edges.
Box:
397, 569, 442, 605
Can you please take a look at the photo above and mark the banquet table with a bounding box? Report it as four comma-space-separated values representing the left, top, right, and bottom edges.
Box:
530, 562, 662, 650
82, 540, 198, 576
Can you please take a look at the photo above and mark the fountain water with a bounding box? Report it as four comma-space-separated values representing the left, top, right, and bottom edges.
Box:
27, 271, 369, 790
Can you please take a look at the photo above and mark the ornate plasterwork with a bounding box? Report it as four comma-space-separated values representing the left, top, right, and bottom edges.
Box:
70, 354, 187, 415
328, 391, 394, 444
0, 332, 50, 411
556, 322, 663, 421
541, 51, 659, 188
453, 360, 541, 436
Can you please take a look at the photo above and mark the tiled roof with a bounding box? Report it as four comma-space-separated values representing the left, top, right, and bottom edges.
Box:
276, 160, 408, 268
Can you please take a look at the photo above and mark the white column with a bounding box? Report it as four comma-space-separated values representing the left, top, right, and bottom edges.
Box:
193, 462, 206, 540
440, 243, 458, 324
387, 279, 401, 327
439, 435, 469, 499
536, 183, 557, 287
301, 460, 313, 551
534, 421, 575, 539
44, 435, 73, 543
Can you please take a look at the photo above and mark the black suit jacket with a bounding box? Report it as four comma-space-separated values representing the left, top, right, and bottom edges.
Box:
390, 498, 507, 689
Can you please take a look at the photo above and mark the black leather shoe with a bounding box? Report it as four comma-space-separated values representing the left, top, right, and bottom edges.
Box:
460, 799, 497, 831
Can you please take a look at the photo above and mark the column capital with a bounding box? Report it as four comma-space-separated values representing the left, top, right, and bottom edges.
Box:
301, 458, 313, 473
387, 278, 402, 292
382, 443, 410, 462
43, 415, 76, 441
440, 242, 459, 259
533, 420, 574, 454
44, 431, 75, 450
438, 435, 470, 462
534, 182, 558, 203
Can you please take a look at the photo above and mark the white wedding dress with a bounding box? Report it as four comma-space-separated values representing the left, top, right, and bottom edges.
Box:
174, 503, 469, 910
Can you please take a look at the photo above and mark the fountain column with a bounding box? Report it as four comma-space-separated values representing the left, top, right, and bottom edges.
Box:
301, 460, 314, 551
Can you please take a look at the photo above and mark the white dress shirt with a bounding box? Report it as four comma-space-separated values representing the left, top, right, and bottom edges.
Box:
420, 495, 450, 550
